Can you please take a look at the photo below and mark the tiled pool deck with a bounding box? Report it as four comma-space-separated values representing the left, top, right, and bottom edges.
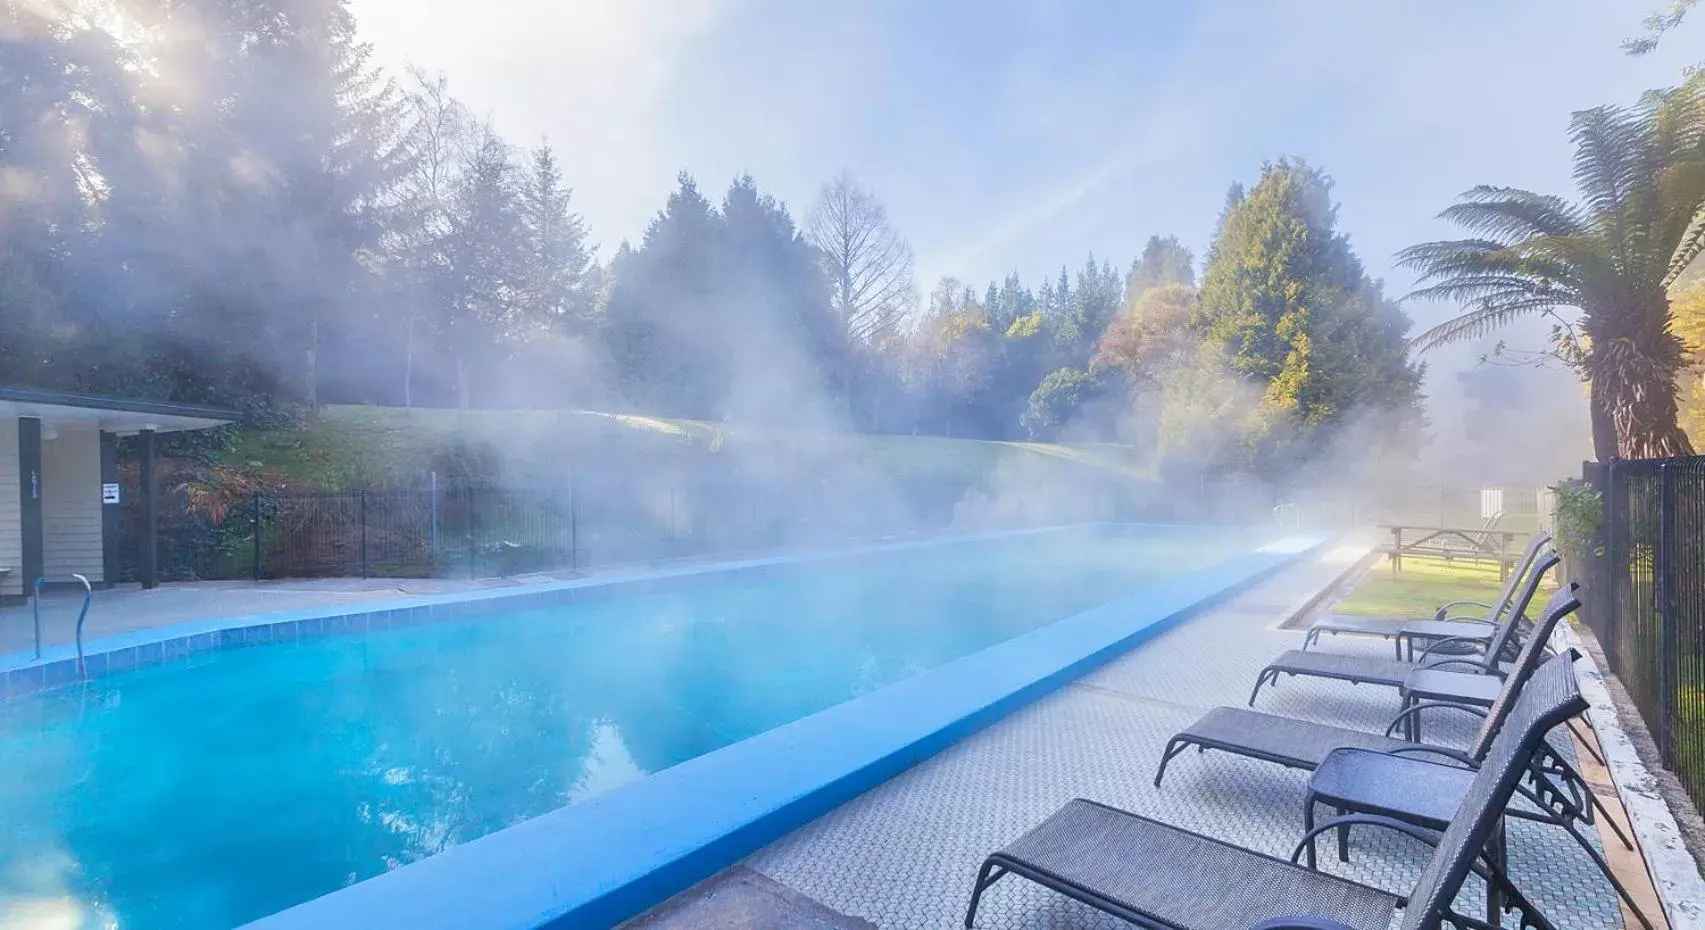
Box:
639, 550, 1648, 929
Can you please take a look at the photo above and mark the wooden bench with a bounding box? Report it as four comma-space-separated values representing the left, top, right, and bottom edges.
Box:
1381, 523, 1519, 580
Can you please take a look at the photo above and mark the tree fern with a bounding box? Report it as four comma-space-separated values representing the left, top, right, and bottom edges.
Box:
1400, 76, 1705, 459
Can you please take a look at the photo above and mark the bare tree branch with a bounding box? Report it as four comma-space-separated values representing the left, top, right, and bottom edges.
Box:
805, 171, 918, 348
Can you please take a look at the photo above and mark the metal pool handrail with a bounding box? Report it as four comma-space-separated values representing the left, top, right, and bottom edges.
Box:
31, 575, 94, 674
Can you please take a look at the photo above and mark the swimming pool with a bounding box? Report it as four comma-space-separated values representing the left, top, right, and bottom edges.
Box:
0, 525, 1285, 930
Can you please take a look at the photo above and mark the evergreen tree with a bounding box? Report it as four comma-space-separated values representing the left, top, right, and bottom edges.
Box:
1194, 158, 1423, 476
603, 173, 723, 416
719, 173, 845, 423
1126, 236, 1195, 298
515, 143, 597, 336
443, 122, 523, 408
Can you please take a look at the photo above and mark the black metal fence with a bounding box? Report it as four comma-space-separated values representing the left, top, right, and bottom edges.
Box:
118, 483, 906, 583
115, 469, 1216, 584
112, 466, 1364, 586
1581, 454, 1705, 809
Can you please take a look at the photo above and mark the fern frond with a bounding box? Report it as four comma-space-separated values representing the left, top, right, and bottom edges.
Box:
1436, 188, 1590, 241
1409, 303, 1551, 353
1664, 200, 1705, 288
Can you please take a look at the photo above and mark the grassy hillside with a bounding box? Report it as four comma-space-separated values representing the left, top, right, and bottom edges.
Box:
218, 405, 1155, 497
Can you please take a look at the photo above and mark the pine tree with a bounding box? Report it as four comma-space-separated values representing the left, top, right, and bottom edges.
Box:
515, 143, 597, 336
443, 122, 523, 408
1126, 236, 1195, 298
1194, 158, 1423, 476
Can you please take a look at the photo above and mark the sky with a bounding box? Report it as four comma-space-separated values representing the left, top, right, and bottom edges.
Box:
345, 0, 1696, 312
339, 0, 1698, 477
343, 0, 1698, 478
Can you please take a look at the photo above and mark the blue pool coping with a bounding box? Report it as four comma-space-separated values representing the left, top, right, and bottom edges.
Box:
235, 531, 1329, 930
1, 523, 1150, 698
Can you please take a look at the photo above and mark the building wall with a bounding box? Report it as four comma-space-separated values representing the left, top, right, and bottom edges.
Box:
0, 421, 19, 597
42, 428, 103, 583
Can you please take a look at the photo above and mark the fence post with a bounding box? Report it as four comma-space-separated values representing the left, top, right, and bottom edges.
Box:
429, 471, 439, 563
359, 490, 369, 580
1659, 462, 1678, 767
1604, 459, 1623, 674
568, 473, 578, 573
467, 486, 478, 580
252, 492, 262, 582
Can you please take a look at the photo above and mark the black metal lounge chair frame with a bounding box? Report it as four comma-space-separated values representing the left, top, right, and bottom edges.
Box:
1157, 588, 1644, 926
963, 653, 1591, 930
1300, 532, 1551, 658
1303, 732, 1653, 929
1247, 551, 1559, 707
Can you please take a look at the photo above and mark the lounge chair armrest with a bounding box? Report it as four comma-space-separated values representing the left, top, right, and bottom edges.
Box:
1250, 921, 1365, 930
1430, 615, 1499, 628
1386, 744, 1477, 766
1417, 657, 1495, 674
1288, 814, 1440, 864
1432, 599, 1496, 621
1383, 701, 1489, 739
1416, 636, 1489, 663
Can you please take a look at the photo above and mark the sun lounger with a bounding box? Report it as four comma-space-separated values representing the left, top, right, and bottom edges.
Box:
1155, 583, 1576, 788
1154, 586, 1642, 921
1302, 533, 1551, 658
1247, 551, 1559, 706
963, 637, 1588, 929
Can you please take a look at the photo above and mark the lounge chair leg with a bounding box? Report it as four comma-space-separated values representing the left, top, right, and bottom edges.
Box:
963, 860, 1004, 928
1568, 719, 1608, 767
1248, 669, 1277, 706
1303, 629, 1317, 651
1485, 818, 1506, 925
1153, 738, 1191, 788
1560, 817, 1655, 929
1302, 794, 1318, 870
1586, 786, 1636, 851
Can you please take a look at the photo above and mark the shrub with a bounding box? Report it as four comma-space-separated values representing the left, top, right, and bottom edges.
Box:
1550, 479, 1603, 560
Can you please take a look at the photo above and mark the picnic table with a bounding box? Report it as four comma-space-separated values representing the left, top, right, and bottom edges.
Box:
1381, 523, 1519, 580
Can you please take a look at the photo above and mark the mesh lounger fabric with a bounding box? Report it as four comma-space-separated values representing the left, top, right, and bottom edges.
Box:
1403, 668, 1505, 705
992, 799, 1398, 930
1308, 613, 1415, 637
1400, 618, 1497, 643
1168, 706, 1417, 770
1309, 748, 1467, 829
1262, 649, 1417, 687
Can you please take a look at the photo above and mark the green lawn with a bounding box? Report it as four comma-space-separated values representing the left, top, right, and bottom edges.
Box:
214, 404, 1157, 493
1333, 556, 1518, 619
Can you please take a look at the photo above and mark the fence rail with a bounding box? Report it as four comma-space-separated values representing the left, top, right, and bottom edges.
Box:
1582, 455, 1705, 811
112, 477, 1567, 587
117, 475, 1191, 584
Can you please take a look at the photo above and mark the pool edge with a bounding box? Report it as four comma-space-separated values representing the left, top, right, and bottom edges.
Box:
2, 523, 1160, 698
238, 533, 1332, 930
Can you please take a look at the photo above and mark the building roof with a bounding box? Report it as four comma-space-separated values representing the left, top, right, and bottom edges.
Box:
0, 386, 238, 434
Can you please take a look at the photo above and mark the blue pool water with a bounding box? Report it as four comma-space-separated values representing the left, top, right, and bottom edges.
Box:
0, 527, 1255, 929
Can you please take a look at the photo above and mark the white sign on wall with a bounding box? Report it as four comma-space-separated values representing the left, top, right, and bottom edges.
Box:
102, 483, 121, 505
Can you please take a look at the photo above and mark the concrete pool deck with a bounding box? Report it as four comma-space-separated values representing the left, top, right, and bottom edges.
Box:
0, 576, 541, 656
628, 545, 1678, 930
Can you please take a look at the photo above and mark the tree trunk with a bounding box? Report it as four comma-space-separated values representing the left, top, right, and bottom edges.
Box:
1592, 326, 1695, 460
455, 352, 471, 410
403, 314, 415, 408
304, 320, 319, 408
